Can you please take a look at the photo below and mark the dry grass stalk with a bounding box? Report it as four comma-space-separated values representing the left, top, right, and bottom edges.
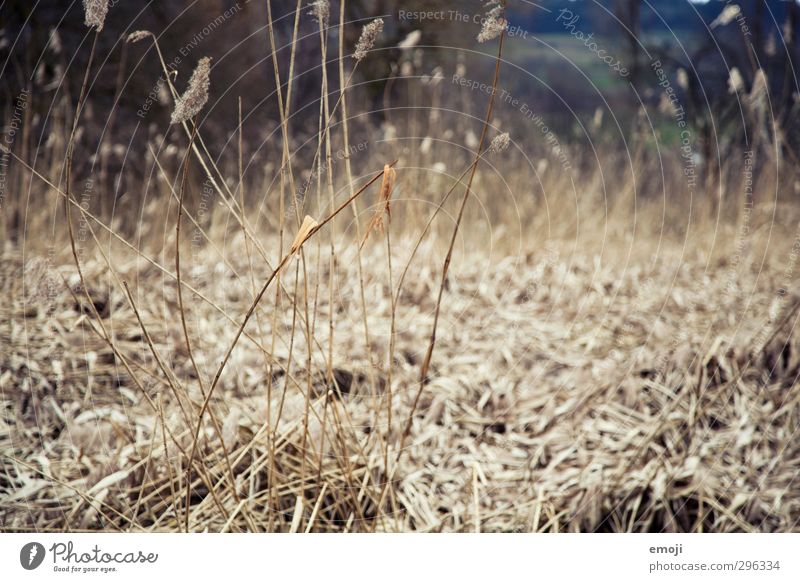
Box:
265, 0, 306, 531
337, 4, 384, 500
180, 164, 391, 528
415, 22, 507, 398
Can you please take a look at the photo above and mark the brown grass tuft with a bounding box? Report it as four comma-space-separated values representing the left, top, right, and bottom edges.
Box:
361, 164, 396, 248
290, 215, 319, 255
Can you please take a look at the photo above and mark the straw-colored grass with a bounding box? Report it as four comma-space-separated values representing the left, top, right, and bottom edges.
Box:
2, 0, 799, 535
3, 222, 799, 532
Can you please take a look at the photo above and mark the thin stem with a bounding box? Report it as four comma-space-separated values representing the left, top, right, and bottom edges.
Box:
397, 29, 506, 465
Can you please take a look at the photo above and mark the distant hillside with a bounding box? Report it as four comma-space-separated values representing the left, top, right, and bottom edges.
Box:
508, 0, 795, 35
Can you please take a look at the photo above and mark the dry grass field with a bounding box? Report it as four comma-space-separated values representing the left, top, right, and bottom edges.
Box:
3, 218, 800, 532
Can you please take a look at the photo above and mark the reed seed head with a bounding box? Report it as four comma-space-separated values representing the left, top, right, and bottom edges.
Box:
478, 3, 507, 43
171, 57, 211, 125
353, 18, 384, 62
677, 68, 689, 90
361, 165, 397, 248
398, 30, 422, 50
710, 4, 741, 29
308, 1, 329, 26
728, 67, 744, 94
126, 30, 151, 44
83, 0, 109, 33
489, 132, 510, 154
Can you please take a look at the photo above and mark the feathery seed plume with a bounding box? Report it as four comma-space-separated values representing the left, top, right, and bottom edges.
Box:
489, 132, 510, 154
398, 30, 422, 50
171, 57, 211, 125
308, 1, 329, 26
710, 4, 741, 29
728, 67, 744, 94
478, 3, 507, 43
83, 0, 109, 32
676, 68, 689, 90
353, 18, 384, 62
126, 30, 151, 44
